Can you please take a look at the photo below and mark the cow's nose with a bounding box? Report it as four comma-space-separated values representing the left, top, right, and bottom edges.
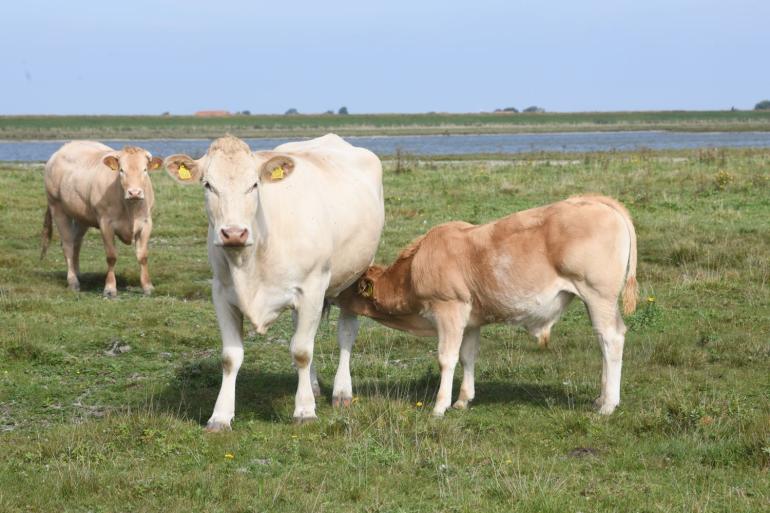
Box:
126, 188, 144, 200
220, 225, 249, 247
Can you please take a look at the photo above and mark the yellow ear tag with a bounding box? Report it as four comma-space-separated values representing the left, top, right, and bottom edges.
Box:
178, 164, 192, 180
270, 166, 285, 181
362, 281, 374, 298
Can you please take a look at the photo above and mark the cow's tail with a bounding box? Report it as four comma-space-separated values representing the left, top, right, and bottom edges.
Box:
41, 207, 53, 260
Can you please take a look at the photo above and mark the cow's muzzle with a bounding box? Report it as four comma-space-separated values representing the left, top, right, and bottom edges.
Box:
125, 188, 145, 201
220, 225, 250, 247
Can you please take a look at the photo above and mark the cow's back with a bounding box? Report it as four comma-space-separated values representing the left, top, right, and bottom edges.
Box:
45, 141, 116, 226
262, 135, 384, 295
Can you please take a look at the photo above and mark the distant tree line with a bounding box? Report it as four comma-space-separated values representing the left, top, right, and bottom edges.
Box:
284, 107, 349, 115
756, 100, 770, 111
494, 106, 546, 113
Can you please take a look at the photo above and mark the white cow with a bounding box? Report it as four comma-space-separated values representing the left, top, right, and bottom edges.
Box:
164, 134, 384, 429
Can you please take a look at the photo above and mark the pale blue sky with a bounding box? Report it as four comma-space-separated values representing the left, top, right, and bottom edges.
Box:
1, 1, 767, 114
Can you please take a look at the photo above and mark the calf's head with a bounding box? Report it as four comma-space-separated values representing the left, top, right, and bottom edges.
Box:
103, 146, 162, 201
163, 136, 294, 248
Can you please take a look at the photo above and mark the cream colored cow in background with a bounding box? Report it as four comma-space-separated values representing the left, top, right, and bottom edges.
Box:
42, 141, 162, 297
164, 134, 384, 429
337, 195, 638, 417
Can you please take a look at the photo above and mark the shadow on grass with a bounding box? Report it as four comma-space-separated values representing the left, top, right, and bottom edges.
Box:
154, 358, 587, 426
39, 271, 137, 293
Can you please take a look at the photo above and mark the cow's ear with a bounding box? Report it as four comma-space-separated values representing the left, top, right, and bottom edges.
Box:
147, 156, 163, 171
164, 154, 201, 184
260, 156, 295, 183
103, 155, 120, 171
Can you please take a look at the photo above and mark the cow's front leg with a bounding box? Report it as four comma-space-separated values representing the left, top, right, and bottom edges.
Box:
291, 286, 326, 423
207, 283, 244, 432
134, 221, 154, 295
291, 310, 321, 397
453, 326, 480, 410
433, 302, 470, 417
332, 308, 359, 407
99, 222, 118, 298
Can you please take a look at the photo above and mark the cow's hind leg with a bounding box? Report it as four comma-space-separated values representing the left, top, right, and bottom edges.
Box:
332, 308, 359, 407
453, 326, 480, 410
291, 281, 327, 423
579, 287, 626, 415
71, 222, 88, 279
207, 282, 244, 432
50, 204, 80, 291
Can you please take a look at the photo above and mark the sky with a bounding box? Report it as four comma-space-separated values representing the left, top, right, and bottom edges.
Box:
1, 1, 768, 115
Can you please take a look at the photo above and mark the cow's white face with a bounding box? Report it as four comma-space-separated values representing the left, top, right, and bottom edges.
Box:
103, 147, 162, 201
163, 136, 294, 248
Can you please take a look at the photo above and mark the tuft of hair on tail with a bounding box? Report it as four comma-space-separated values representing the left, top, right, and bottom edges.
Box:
40, 207, 53, 260
622, 276, 638, 315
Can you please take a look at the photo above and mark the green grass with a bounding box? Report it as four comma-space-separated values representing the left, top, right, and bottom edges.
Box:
2, 110, 770, 139
1, 149, 769, 512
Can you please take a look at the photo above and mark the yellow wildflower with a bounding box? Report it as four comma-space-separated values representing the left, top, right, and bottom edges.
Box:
224, 452, 234, 460
647, 296, 655, 303
416, 401, 423, 407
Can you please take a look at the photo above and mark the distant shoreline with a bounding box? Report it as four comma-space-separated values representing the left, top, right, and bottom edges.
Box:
1, 111, 770, 140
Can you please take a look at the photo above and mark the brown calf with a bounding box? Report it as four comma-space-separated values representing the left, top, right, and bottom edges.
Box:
336, 195, 638, 416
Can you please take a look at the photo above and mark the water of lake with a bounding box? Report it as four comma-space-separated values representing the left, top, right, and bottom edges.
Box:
2, 131, 770, 161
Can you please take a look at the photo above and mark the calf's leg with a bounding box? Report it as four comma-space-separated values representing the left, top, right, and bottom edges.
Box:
433, 302, 470, 417
581, 290, 626, 415
207, 282, 244, 432
453, 326, 480, 410
332, 308, 359, 407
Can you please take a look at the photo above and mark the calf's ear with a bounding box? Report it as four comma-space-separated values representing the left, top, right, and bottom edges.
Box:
148, 156, 163, 171
103, 155, 120, 171
260, 156, 295, 183
164, 154, 201, 184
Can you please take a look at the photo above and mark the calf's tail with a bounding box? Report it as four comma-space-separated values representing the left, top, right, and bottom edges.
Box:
40, 207, 53, 260
620, 209, 638, 316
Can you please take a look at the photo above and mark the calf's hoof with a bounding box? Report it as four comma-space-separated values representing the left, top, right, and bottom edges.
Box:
205, 420, 232, 433
431, 408, 446, 418
293, 414, 318, 425
68, 282, 80, 292
143, 285, 154, 296
332, 395, 353, 408
103, 287, 118, 299
452, 399, 471, 410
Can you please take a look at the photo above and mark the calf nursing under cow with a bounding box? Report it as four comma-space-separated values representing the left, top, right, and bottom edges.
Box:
336, 195, 638, 417
39, 134, 638, 427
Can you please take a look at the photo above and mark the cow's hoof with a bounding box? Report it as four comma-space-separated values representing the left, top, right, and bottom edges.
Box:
103, 288, 117, 299
68, 283, 80, 292
431, 408, 446, 418
205, 420, 232, 433
452, 399, 471, 410
597, 403, 618, 416
332, 395, 352, 408
142, 285, 154, 296
293, 415, 317, 425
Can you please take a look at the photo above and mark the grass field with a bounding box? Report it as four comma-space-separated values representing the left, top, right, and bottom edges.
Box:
1, 149, 769, 512
2, 110, 770, 140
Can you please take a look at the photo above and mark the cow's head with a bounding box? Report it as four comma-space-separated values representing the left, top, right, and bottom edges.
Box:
163, 136, 295, 249
103, 146, 163, 201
